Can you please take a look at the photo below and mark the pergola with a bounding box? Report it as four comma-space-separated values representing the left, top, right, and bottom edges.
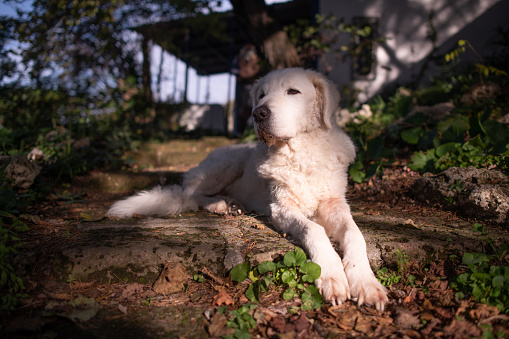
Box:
134, 0, 314, 101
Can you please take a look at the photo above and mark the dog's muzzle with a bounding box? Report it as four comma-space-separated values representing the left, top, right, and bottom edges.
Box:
252, 105, 290, 147
253, 106, 276, 146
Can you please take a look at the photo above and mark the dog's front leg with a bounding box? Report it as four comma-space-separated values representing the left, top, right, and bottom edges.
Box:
270, 203, 350, 306
317, 199, 388, 311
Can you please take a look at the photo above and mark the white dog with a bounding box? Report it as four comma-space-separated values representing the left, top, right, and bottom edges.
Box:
108, 68, 388, 310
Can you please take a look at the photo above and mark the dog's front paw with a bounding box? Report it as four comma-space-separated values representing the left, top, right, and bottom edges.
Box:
349, 271, 388, 311
315, 267, 350, 306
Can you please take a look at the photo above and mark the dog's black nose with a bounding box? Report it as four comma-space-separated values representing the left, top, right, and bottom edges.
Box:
253, 106, 271, 122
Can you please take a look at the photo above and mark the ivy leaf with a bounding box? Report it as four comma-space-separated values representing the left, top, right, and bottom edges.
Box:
282, 288, 296, 300
281, 270, 294, 284
257, 261, 276, 275
401, 127, 423, 145
245, 283, 260, 303
283, 250, 307, 267
300, 262, 321, 282
230, 262, 250, 282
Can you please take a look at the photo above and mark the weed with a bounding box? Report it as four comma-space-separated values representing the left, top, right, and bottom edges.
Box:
193, 273, 205, 283
376, 267, 401, 287
376, 248, 415, 288
142, 295, 154, 307
451, 224, 509, 313
230, 248, 323, 310
224, 303, 257, 339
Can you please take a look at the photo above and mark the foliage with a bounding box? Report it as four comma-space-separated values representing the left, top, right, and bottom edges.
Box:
230, 248, 323, 311
344, 38, 509, 182
0, 77, 187, 186
0, 168, 31, 312
451, 224, 509, 314
285, 14, 386, 72
406, 110, 509, 173
445, 40, 508, 81
3, 0, 217, 93
223, 303, 257, 339
376, 248, 415, 288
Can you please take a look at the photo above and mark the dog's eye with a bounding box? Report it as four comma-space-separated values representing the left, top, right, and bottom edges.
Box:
258, 92, 265, 100
287, 88, 301, 95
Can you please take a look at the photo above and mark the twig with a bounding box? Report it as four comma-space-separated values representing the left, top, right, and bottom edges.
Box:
201, 267, 229, 285
479, 314, 509, 325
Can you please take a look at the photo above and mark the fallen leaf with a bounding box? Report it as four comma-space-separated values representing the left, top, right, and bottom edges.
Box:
152, 262, 189, 295
121, 283, 144, 300
431, 279, 448, 291
420, 298, 435, 312
292, 313, 310, 332
469, 303, 499, 320
206, 312, 235, 337
270, 316, 294, 333
443, 319, 481, 339
354, 316, 376, 336
212, 290, 234, 306
421, 317, 441, 336
434, 307, 453, 320
118, 304, 128, 314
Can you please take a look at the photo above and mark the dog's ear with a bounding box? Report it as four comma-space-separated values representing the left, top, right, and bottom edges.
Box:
309, 71, 340, 129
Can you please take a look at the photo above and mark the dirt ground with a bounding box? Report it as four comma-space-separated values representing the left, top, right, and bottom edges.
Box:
2, 137, 509, 338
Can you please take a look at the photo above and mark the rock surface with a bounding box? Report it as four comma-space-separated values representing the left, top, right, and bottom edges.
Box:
0, 155, 41, 191
411, 166, 509, 229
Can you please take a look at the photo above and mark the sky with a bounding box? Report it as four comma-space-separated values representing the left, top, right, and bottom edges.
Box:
0, 0, 287, 105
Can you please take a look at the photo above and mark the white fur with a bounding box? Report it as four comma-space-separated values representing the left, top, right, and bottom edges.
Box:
107, 68, 388, 310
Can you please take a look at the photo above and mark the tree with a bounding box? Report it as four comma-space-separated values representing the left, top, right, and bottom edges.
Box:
3, 0, 213, 97
2, 0, 302, 103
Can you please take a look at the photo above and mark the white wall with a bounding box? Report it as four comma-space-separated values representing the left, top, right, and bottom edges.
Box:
320, 0, 505, 103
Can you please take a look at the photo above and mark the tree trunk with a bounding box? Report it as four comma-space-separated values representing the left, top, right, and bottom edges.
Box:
230, 0, 299, 69
141, 36, 153, 103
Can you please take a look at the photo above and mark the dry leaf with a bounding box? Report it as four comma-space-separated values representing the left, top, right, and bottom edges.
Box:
469, 303, 500, 320
152, 262, 189, 295
207, 312, 235, 337
212, 290, 234, 306
121, 283, 144, 300
118, 304, 128, 314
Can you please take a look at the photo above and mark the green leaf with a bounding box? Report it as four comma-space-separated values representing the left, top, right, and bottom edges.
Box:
492, 275, 504, 288
483, 120, 509, 153
473, 223, 485, 233
245, 283, 260, 303
281, 270, 295, 284
282, 288, 296, 300
401, 127, 423, 145
283, 250, 307, 267
301, 285, 324, 310
300, 262, 321, 282
349, 165, 366, 183
230, 262, 250, 282
257, 261, 276, 275
435, 142, 460, 157
462, 253, 490, 266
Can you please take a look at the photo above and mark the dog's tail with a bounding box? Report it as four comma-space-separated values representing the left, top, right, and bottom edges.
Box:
106, 185, 198, 218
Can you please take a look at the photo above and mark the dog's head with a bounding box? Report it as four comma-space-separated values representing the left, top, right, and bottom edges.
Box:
250, 68, 339, 146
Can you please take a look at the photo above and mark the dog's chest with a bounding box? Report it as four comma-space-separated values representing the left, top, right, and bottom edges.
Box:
258, 145, 343, 214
